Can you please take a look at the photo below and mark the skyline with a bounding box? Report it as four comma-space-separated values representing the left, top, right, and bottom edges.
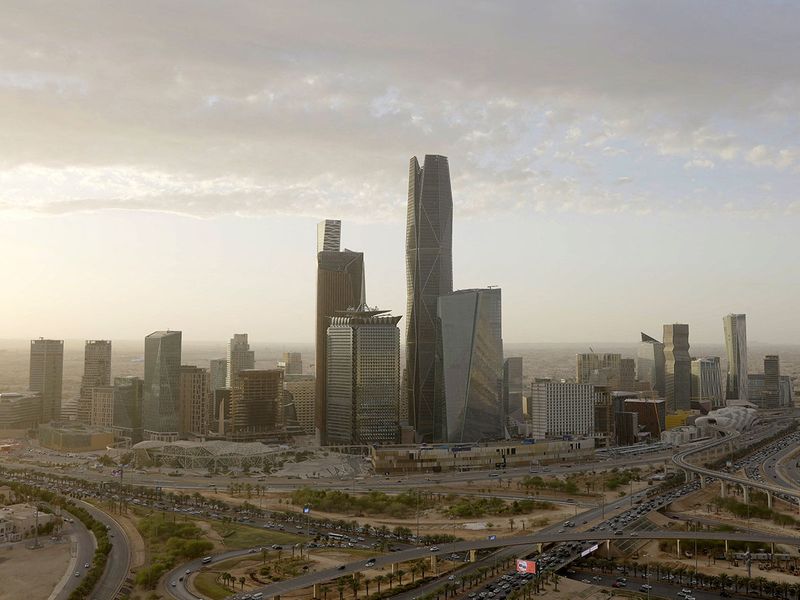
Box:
2, 1, 800, 342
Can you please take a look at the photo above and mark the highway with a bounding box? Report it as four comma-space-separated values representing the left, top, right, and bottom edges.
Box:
76, 499, 132, 599
54, 508, 95, 600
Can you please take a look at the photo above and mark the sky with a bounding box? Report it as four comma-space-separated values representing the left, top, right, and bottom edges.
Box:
2, 1, 800, 344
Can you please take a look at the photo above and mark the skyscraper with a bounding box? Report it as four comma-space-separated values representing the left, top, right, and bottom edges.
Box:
406, 154, 453, 442
89, 386, 114, 428
209, 358, 228, 392
503, 357, 523, 421
29, 338, 64, 423
142, 330, 182, 441
280, 352, 303, 375
226, 334, 255, 389
315, 220, 365, 443
691, 357, 723, 408
664, 324, 691, 412
112, 376, 143, 444
576, 353, 621, 388
283, 374, 316, 435
326, 305, 401, 445
179, 365, 211, 438
78, 340, 112, 424
529, 381, 596, 440
723, 313, 749, 402
637, 332, 665, 396
763, 355, 781, 409
230, 369, 283, 440
437, 288, 503, 443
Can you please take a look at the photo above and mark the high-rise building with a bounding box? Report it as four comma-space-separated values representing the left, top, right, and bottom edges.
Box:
179, 365, 211, 438
89, 386, 114, 428
280, 352, 303, 375
691, 357, 723, 408
763, 355, 781, 409
226, 334, 255, 389
209, 358, 228, 392
326, 306, 401, 445
142, 330, 182, 441
503, 357, 523, 421
576, 353, 622, 388
664, 324, 691, 413
112, 376, 143, 444
283, 374, 316, 435
230, 369, 283, 440
29, 338, 64, 423
406, 155, 454, 442
78, 340, 112, 424
637, 332, 665, 396
437, 289, 503, 443
529, 381, 596, 440
315, 220, 365, 444
724, 314, 749, 402
619, 358, 636, 392
317, 219, 342, 253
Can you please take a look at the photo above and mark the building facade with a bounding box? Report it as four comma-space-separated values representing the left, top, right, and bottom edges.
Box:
283, 375, 316, 435
29, 338, 64, 423
406, 154, 454, 442
0, 393, 41, 430
315, 219, 365, 444
723, 313, 749, 402
89, 385, 114, 428
503, 357, 523, 422
78, 340, 112, 424
637, 332, 665, 397
142, 330, 182, 441
113, 376, 143, 444
326, 306, 401, 445
664, 323, 691, 413
230, 369, 283, 440
226, 334, 255, 389
437, 289, 503, 443
209, 358, 228, 392
529, 381, 596, 440
763, 355, 780, 409
280, 352, 303, 375
691, 357, 724, 408
179, 365, 211, 438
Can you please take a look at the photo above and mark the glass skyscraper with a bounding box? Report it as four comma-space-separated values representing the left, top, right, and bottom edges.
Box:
723, 313, 749, 402
406, 154, 453, 442
664, 323, 691, 413
142, 330, 182, 441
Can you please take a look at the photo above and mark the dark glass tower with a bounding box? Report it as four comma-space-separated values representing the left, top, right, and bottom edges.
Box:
406, 155, 453, 442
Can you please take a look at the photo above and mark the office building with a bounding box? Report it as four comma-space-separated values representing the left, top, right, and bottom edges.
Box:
78, 340, 112, 424
113, 376, 143, 444
664, 324, 691, 413
142, 330, 182, 442
437, 289, 503, 443
326, 305, 401, 445
619, 358, 636, 392
615, 411, 639, 445
762, 355, 780, 409
283, 375, 316, 435
576, 353, 622, 388
529, 381, 596, 440
637, 332, 665, 396
230, 369, 283, 440
691, 357, 724, 409
0, 393, 41, 430
209, 358, 227, 392
179, 365, 211, 438
29, 338, 64, 423
315, 220, 365, 443
503, 357, 523, 422
723, 313, 749, 402
406, 154, 454, 442
226, 334, 255, 389
623, 397, 666, 438
280, 352, 303, 375
89, 386, 114, 428
38, 422, 113, 452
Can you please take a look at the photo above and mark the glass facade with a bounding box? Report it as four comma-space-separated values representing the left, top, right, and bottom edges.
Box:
142, 330, 182, 441
723, 313, 749, 402
664, 323, 691, 413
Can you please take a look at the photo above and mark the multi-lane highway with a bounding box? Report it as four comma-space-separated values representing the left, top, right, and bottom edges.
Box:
54, 509, 95, 600
77, 500, 132, 599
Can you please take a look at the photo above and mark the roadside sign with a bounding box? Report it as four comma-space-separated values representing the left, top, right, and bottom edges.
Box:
516, 559, 537, 574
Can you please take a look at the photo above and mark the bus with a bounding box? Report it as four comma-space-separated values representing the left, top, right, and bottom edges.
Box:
201, 556, 212, 564
327, 533, 345, 541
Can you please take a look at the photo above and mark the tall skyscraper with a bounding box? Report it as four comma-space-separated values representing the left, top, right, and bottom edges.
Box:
619, 358, 636, 392
664, 324, 691, 412
142, 330, 182, 441
503, 357, 523, 421
723, 313, 749, 402
315, 220, 365, 444
763, 355, 781, 409
326, 305, 401, 445
209, 358, 228, 392
437, 288, 503, 443
691, 357, 723, 408
89, 386, 114, 428
637, 332, 665, 396
317, 219, 342, 252
576, 353, 621, 388
406, 154, 453, 442
284, 374, 316, 435
230, 369, 283, 440
179, 365, 211, 438
29, 338, 64, 423
280, 352, 303, 375
113, 376, 143, 444
226, 334, 255, 389
78, 340, 112, 424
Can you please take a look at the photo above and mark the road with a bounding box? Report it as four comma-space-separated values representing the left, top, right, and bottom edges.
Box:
566, 570, 744, 600
76, 500, 132, 600
54, 509, 95, 600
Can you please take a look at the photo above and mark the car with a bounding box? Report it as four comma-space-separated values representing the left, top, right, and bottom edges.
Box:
681, 589, 692, 595
612, 581, 625, 588
429, 546, 440, 552
74, 572, 81, 578
582, 579, 592, 584
170, 580, 176, 587
185, 569, 192, 574
365, 559, 376, 567
338, 565, 347, 570
640, 584, 652, 591
448, 575, 456, 580
84, 563, 90, 568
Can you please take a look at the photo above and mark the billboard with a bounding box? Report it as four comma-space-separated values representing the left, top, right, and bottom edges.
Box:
516, 559, 537, 574
580, 543, 599, 557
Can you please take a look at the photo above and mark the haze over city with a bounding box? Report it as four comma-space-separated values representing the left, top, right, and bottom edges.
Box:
3, 1, 800, 343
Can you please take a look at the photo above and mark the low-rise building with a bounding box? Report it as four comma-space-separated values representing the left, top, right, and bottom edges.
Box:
0, 393, 42, 431
0, 503, 54, 542
38, 421, 114, 452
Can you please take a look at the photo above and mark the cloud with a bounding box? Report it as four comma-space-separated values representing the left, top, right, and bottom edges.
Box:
0, 1, 799, 219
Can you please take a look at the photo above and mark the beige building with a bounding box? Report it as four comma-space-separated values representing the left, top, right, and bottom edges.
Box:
284, 375, 315, 435
179, 366, 211, 438
38, 421, 114, 451
90, 386, 114, 428
0, 503, 54, 542
29, 338, 64, 423
78, 340, 112, 424
0, 393, 42, 432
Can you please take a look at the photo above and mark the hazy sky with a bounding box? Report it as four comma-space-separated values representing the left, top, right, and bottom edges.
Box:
2, 1, 800, 344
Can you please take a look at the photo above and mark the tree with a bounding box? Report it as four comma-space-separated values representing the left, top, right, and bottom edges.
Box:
239, 575, 246, 590
337, 579, 346, 600
363, 577, 371, 597
350, 574, 361, 599
387, 572, 395, 589
375, 575, 385, 595
397, 569, 405, 586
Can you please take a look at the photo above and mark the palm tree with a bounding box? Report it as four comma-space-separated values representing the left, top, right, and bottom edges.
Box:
375, 575, 384, 595
350, 575, 361, 599
321, 585, 330, 600
419, 560, 428, 579
239, 576, 246, 590
397, 569, 405, 586
411, 563, 420, 583
337, 579, 346, 600
387, 572, 395, 589
363, 577, 371, 598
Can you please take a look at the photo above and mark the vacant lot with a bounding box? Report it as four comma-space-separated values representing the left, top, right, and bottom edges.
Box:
0, 541, 71, 600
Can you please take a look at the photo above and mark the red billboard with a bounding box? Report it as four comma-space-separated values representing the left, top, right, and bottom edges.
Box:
516, 559, 537, 574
